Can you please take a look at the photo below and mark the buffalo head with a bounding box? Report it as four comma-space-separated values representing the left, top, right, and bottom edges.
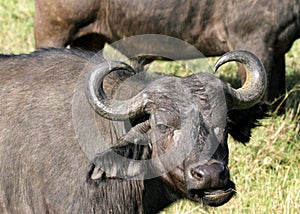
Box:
85, 50, 266, 206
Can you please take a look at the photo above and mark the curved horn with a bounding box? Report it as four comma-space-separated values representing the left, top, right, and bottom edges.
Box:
85, 61, 150, 120
214, 50, 267, 109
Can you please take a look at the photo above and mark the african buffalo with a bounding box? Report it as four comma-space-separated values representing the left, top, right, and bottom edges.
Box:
34, 0, 300, 105
0, 49, 266, 213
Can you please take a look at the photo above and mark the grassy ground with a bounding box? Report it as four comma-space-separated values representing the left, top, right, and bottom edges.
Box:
0, 0, 35, 54
1, 0, 299, 213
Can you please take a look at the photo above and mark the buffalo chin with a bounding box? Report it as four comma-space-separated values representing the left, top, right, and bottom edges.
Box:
188, 188, 236, 207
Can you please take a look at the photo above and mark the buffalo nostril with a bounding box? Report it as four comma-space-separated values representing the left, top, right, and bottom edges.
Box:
189, 162, 229, 188
219, 165, 229, 181
211, 163, 229, 183
191, 168, 205, 181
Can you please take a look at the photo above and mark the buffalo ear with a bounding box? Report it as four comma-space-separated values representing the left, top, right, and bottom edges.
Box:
87, 143, 151, 181
227, 103, 269, 143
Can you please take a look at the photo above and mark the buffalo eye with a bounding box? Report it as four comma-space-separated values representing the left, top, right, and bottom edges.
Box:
156, 123, 170, 133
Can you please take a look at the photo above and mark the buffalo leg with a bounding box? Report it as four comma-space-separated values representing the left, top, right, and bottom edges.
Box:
267, 55, 286, 113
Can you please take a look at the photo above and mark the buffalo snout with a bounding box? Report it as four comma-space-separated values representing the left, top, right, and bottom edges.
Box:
186, 160, 235, 206
188, 161, 229, 189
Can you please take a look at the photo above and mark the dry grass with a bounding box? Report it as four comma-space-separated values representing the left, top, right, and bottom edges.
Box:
0, 0, 35, 54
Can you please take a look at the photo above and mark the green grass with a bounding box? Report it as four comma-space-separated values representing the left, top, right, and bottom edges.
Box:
0, 0, 35, 54
0, 0, 299, 213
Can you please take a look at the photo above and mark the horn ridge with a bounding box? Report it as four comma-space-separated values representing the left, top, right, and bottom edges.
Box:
85, 60, 149, 120
214, 50, 267, 109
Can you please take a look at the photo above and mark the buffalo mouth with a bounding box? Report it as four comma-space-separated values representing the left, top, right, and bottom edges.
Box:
187, 187, 236, 207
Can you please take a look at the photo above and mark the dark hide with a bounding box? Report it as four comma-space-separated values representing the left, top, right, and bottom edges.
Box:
34, 0, 300, 104
0, 48, 265, 213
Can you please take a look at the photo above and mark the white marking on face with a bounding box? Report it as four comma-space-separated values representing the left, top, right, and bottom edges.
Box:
214, 127, 224, 142
214, 127, 220, 136
173, 130, 181, 142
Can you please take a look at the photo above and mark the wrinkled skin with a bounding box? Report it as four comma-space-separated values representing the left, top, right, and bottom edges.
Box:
90, 73, 236, 206
0, 49, 266, 213
34, 0, 300, 104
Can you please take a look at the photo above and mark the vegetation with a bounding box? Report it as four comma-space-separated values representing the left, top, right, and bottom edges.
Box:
0, 0, 299, 213
0, 0, 35, 54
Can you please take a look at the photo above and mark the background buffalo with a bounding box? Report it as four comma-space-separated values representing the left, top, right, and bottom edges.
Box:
34, 0, 300, 107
